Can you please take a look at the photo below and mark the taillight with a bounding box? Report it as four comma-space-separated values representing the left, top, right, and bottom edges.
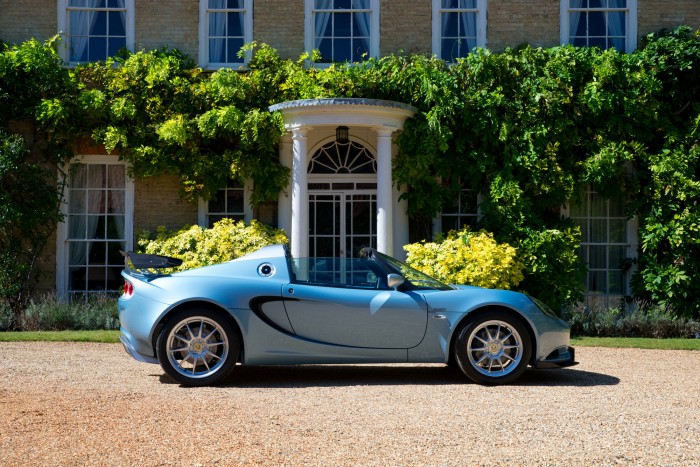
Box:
123, 281, 134, 297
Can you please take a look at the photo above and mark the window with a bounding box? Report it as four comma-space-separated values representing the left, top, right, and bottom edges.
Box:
305, 0, 380, 65
57, 158, 133, 300
57, 0, 135, 65
439, 184, 480, 235
561, 0, 638, 52
308, 139, 376, 174
199, 0, 253, 68
199, 178, 248, 228
432, 0, 487, 62
569, 186, 635, 307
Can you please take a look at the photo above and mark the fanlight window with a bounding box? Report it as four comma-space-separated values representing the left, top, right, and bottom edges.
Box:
308, 140, 376, 174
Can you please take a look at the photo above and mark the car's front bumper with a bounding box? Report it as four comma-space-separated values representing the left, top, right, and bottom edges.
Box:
534, 346, 578, 369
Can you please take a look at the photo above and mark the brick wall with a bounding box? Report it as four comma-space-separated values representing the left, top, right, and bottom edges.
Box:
134, 175, 198, 233
0, 0, 56, 45
638, 0, 700, 41
380, 0, 432, 56
254, 0, 305, 60
488, 0, 561, 51
136, 1, 199, 59
3, 1, 700, 62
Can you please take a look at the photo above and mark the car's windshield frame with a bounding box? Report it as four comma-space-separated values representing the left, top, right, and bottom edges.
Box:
372, 250, 454, 291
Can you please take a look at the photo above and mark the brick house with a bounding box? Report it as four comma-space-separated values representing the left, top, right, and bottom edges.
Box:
1, 0, 699, 306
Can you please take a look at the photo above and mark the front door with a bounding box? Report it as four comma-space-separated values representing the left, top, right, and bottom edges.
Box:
309, 185, 377, 258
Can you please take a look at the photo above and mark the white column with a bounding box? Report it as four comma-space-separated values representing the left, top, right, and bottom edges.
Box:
376, 127, 394, 255
277, 134, 293, 236
393, 162, 410, 260
290, 127, 309, 258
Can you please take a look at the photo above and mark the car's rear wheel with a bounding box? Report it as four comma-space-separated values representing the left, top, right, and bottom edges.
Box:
453, 311, 531, 385
157, 308, 240, 386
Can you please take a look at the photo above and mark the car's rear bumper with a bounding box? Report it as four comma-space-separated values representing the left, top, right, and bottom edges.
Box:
534, 346, 578, 369
120, 332, 159, 364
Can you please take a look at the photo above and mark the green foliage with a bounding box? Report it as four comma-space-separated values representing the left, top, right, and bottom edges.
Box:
0, 293, 118, 331
3, 27, 700, 317
137, 218, 288, 271
404, 229, 524, 290
516, 227, 585, 310
0, 132, 66, 327
0, 37, 74, 125
566, 301, 700, 338
638, 140, 700, 317
79, 46, 291, 204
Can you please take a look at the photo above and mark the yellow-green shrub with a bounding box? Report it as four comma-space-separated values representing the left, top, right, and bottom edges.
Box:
404, 229, 524, 289
137, 218, 288, 271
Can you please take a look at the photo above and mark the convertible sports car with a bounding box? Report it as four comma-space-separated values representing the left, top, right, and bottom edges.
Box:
118, 244, 576, 386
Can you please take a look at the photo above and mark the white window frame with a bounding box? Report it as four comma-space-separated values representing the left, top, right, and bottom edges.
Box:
304, 0, 380, 67
56, 155, 134, 300
432, 0, 487, 62
198, 0, 254, 69
198, 179, 253, 227
57, 0, 135, 66
560, 0, 638, 53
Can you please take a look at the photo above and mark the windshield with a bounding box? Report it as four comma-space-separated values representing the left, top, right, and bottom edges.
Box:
374, 251, 454, 291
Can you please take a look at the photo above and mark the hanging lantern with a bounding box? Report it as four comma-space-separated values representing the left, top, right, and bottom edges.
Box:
335, 125, 349, 143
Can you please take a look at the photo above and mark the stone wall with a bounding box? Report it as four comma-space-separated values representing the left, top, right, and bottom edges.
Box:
134, 175, 198, 233
380, 0, 432, 56
253, 0, 305, 60
0, 0, 56, 46
487, 0, 561, 51
135, 0, 199, 59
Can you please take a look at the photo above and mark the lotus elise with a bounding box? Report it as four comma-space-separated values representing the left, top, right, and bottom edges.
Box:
118, 244, 576, 386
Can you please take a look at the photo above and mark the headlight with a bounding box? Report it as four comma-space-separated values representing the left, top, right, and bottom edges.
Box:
528, 296, 559, 319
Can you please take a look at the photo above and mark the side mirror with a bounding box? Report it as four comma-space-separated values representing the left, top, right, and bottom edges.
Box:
387, 274, 405, 290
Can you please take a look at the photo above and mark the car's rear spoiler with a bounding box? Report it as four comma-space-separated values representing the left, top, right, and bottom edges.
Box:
121, 251, 183, 276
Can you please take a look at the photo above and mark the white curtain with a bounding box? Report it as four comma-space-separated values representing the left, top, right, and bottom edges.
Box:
354, 8, 371, 57
460, 11, 477, 53
68, 165, 103, 270
69, 9, 93, 62
314, 0, 334, 50
69, 0, 126, 62
607, 10, 625, 50
568, 1, 583, 45
209, 11, 227, 63
108, 165, 126, 244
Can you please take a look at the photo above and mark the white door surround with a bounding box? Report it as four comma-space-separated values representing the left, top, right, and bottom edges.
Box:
269, 98, 417, 259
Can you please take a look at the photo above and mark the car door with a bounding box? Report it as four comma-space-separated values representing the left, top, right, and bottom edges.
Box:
282, 285, 427, 348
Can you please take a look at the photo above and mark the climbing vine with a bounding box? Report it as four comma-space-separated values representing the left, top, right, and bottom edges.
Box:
2, 27, 700, 316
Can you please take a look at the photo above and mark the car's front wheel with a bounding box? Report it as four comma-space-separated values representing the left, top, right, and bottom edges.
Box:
157, 308, 240, 386
453, 311, 532, 385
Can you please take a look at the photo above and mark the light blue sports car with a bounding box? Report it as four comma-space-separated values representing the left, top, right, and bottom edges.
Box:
118, 244, 576, 386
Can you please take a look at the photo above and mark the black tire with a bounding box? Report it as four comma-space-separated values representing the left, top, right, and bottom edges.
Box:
453, 311, 532, 385
156, 308, 240, 386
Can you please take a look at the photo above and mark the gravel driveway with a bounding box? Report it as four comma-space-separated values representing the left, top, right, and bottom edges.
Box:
1, 342, 699, 466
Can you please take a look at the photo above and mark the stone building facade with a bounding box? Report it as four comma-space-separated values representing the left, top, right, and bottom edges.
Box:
1, 0, 699, 305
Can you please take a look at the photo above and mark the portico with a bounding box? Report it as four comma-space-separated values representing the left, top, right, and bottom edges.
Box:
269, 98, 417, 259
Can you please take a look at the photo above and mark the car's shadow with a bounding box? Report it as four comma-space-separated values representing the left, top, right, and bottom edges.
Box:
158, 365, 619, 388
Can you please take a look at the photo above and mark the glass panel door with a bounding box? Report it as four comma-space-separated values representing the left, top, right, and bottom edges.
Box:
309, 188, 376, 259
345, 193, 376, 258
